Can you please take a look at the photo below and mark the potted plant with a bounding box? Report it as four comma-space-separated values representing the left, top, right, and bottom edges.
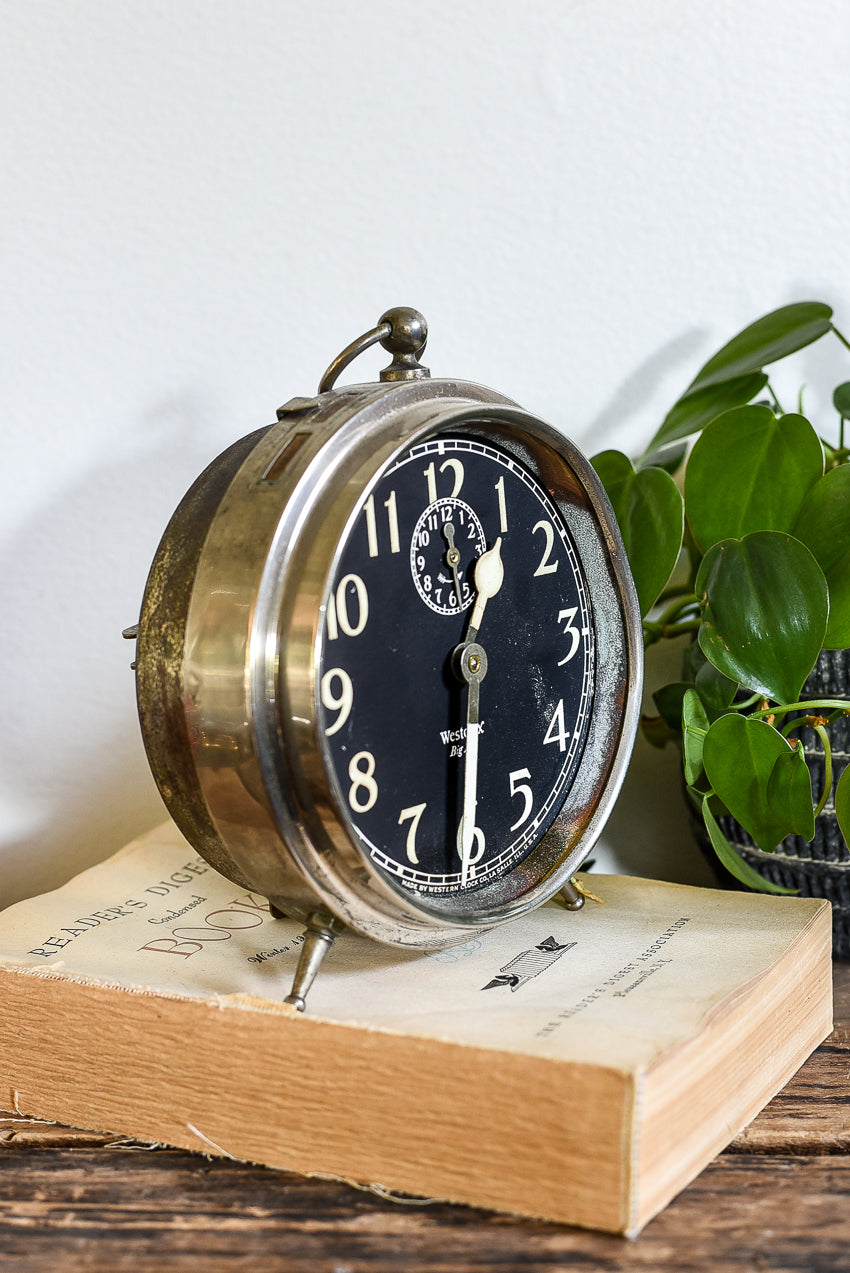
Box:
591, 302, 850, 956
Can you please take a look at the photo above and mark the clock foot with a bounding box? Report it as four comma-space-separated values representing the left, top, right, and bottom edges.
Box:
284, 911, 341, 1012
559, 877, 586, 911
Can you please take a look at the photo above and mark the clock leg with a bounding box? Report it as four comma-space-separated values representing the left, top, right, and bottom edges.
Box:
559, 877, 586, 911
284, 911, 341, 1012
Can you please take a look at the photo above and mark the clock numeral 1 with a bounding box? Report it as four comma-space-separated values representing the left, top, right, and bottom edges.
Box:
494, 475, 508, 533
532, 520, 559, 576
364, 490, 400, 557
398, 802, 427, 864
543, 699, 570, 752
423, 457, 464, 504
320, 667, 353, 736
348, 751, 378, 813
327, 573, 369, 640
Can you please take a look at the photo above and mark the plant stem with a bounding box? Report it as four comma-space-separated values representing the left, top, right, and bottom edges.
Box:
662, 618, 701, 639
765, 379, 785, 414
751, 698, 850, 721
831, 323, 850, 355
813, 724, 833, 820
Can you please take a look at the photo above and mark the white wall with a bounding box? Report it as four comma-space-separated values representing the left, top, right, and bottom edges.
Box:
2, 0, 849, 906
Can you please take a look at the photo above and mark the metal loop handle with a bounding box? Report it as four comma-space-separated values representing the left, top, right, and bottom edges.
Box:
318, 308, 429, 394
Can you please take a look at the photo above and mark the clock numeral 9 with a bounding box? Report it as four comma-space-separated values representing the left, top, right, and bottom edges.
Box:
320, 667, 353, 736
398, 802, 427, 863
348, 751, 378, 813
327, 573, 369, 640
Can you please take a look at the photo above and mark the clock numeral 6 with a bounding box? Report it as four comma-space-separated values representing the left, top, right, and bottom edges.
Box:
348, 751, 378, 813
320, 667, 353, 736
327, 573, 369, 640
508, 768, 533, 831
398, 802, 427, 864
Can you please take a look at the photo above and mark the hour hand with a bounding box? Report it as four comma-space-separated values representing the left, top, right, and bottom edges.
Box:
466, 537, 503, 643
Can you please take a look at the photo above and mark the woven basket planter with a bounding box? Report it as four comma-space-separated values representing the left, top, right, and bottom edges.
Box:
689, 649, 850, 960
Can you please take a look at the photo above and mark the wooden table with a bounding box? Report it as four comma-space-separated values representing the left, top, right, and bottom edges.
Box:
2, 965, 849, 1272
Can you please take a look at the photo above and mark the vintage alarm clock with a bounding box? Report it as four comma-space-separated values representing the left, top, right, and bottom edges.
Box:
126, 308, 642, 1010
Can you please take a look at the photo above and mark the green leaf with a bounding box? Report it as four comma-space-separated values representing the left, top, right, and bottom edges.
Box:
694, 658, 738, 711
646, 373, 767, 453
652, 682, 690, 731
703, 713, 814, 852
696, 532, 828, 702
701, 795, 798, 894
835, 764, 850, 849
685, 407, 823, 552
641, 714, 678, 749
590, 450, 684, 617
686, 302, 833, 394
833, 382, 850, 417
793, 464, 850, 648
682, 689, 710, 785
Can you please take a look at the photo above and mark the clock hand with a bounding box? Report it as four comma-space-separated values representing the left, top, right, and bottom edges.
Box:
457, 641, 487, 887
466, 536, 503, 643
454, 537, 503, 886
442, 522, 464, 608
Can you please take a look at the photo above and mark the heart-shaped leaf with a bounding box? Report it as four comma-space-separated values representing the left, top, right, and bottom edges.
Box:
835, 764, 850, 850
701, 796, 798, 894
591, 450, 684, 617
703, 713, 814, 851
694, 658, 738, 711
685, 407, 823, 552
696, 532, 828, 702
646, 372, 768, 453
682, 690, 710, 785
792, 463, 850, 648
686, 302, 833, 394
833, 383, 850, 417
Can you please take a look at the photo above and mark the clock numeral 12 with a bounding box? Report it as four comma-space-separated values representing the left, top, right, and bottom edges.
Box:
424, 458, 464, 504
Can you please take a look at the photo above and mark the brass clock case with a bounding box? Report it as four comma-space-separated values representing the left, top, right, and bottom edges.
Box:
135, 370, 642, 952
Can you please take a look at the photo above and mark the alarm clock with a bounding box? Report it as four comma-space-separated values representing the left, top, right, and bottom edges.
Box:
127, 308, 642, 1010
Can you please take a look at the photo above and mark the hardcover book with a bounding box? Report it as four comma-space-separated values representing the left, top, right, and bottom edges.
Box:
0, 822, 832, 1234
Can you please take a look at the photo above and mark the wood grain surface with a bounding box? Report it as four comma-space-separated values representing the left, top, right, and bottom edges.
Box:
2, 964, 849, 1272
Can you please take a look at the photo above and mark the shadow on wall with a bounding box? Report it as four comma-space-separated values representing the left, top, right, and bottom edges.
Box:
0, 391, 237, 909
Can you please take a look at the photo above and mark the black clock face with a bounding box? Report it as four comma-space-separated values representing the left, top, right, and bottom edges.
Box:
317, 433, 595, 896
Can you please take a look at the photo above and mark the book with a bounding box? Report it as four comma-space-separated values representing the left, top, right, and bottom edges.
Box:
0, 822, 832, 1236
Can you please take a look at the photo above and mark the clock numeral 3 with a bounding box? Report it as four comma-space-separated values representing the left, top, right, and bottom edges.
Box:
557, 607, 583, 664
348, 751, 378, 813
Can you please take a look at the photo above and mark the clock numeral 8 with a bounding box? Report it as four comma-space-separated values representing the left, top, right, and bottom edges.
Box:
348, 750, 378, 813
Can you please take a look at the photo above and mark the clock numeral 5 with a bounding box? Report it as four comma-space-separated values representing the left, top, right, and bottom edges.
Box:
348, 751, 378, 813
398, 802, 427, 864
327, 573, 369, 640
508, 768, 533, 831
320, 667, 353, 736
